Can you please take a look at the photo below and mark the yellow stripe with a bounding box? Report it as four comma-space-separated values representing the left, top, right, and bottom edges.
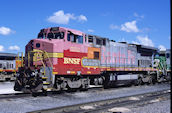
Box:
52, 72, 58, 74
32, 49, 64, 62
107, 68, 111, 71
87, 71, 91, 74
47, 53, 63, 58
70, 71, 75, 74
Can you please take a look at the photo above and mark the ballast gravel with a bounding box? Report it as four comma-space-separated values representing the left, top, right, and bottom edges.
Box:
0, 83, 170, 113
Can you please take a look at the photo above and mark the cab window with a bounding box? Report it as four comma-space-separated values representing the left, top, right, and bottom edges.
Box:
47, 32, 54, 39
37, 32, 46, 39
67, 33, 83, 44
54, 32, 64, 39
47, 32, 64, 39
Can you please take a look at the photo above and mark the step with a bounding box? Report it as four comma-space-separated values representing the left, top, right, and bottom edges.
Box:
42, 77, 48, 79
43, 88, 53, 91
43, 82, 50, 85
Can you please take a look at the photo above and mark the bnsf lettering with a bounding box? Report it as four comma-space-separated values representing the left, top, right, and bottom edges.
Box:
64, 58, 80, 64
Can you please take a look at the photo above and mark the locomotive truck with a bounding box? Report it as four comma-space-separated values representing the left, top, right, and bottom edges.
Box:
14, 27, 171, 94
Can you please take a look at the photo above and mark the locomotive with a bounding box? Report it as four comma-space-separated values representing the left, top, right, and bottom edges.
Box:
0, 53, 23, 81
14, 27, 171, 93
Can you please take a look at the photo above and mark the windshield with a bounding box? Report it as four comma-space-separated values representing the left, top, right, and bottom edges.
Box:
47, 32, 64, 39
37, 32, 46, 39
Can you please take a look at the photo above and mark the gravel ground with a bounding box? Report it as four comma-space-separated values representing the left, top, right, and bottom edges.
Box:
126, 99, 171, 113
0, 83, 170, 113
0, 82, 21, 94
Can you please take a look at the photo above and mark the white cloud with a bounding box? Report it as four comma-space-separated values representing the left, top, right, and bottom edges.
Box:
158, 45, 166, 51
132, 35, 154, 47
0, 27, 13, 35
47, 10, 87, 24
121, 20, 139, 33
47, 10, 75, 24
109, 24, 119, 30
9, 45, 20, 51
134, 12, 144, 19
110, 20, 140, 33
78, 15, 87, 21
87, 29, 94, 33
131, 41, 140, 45
0, 45, 4, 52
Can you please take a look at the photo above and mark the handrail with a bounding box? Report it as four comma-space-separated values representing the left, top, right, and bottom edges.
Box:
16, 52, 24, 67
37, 52, 46, 75
43, 50, 53, 68
27, 50, 53, 75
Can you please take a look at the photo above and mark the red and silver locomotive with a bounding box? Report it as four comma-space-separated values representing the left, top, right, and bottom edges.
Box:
14, 27, 170, 93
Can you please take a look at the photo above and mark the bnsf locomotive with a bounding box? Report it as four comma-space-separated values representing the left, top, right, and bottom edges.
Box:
14, 27, 171, 93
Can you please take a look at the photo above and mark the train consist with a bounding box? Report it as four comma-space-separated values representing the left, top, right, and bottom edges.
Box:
0, 53, 23, 81
14, 27, 171, 93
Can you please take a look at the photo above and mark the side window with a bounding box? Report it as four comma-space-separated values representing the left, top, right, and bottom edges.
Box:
138, 60, 140, 66
94, 51, 99, 59
0, 63, 2, 68
96, 38, 102, 45
166, 53, 170, 58
67, 33, 83, 44
7, 62, 10, 69
88, 36, 93, 43
102, 39, 106, 46
71, 35, 76, 42
67, 33, 75, 42
77, 36, 83, 44
67, 33, 70, 41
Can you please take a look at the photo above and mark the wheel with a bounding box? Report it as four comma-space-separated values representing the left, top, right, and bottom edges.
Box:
137, 78, 143, 85
32, 92, 38, 97
14, 80, 23, 91
42, 88, 47, 96
147, 76, 153, 85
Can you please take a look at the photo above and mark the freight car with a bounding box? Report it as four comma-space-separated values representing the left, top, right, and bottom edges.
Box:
14, 27, 171, 94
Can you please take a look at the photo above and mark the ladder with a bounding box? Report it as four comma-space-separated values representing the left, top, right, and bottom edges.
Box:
31, 50, 53, 91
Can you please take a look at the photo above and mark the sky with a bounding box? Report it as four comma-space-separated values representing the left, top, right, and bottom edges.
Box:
0, 0, 171, 54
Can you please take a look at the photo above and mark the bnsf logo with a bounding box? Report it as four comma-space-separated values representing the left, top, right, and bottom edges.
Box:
64, 58, 81, 64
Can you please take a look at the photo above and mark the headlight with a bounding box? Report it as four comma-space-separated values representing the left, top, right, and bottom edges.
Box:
36, 43, 40, 48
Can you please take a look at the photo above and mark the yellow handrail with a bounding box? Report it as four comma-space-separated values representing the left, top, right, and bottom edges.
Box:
37, 52, 46, 75
27, 50, 53, 75
43, 50, 53, 68
28, 52, 30, 67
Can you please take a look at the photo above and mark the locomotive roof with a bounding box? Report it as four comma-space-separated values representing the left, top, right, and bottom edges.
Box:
0, 53, 17, 57
129, 43, 158, 51
86, 34, 108, 39
42, 27, 84, 36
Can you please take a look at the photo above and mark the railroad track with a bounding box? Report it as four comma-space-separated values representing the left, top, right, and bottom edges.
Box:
0, 82, 169, 100
28, 89, 171, 113
0, 93, 31, 100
